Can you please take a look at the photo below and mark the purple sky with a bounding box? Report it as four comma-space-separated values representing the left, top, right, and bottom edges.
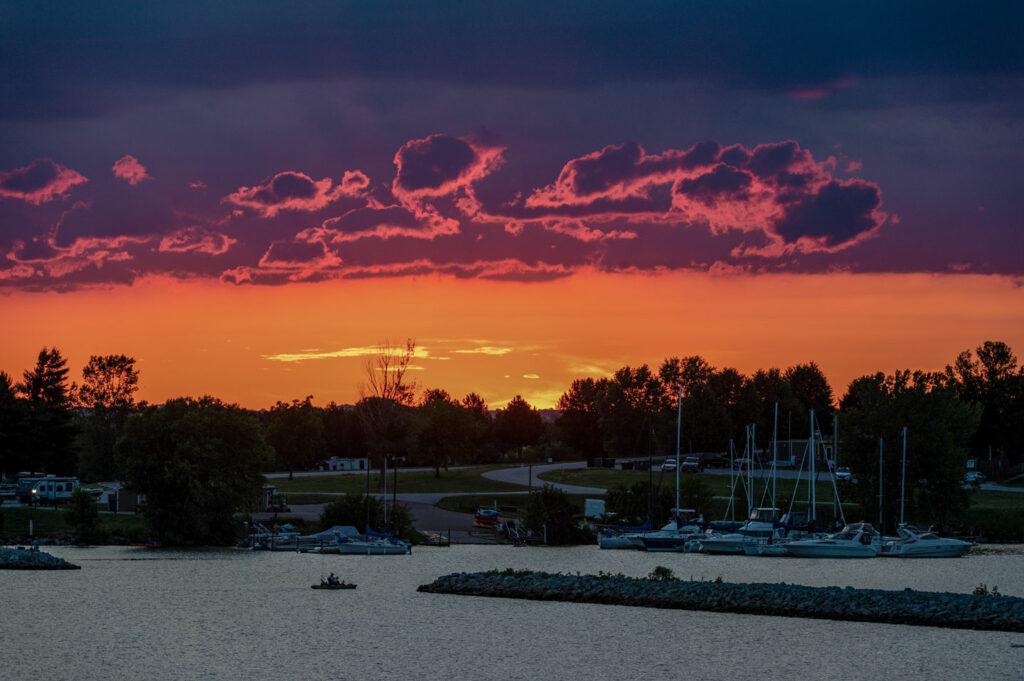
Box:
2, 2, 1022, 290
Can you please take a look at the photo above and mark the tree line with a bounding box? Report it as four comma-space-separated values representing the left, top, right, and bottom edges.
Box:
1, 340, 1022, 541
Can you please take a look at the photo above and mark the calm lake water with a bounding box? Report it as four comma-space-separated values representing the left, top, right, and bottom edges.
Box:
2, 544, 1023, 681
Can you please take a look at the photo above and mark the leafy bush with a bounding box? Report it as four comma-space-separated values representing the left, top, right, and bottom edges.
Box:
523, 484, 592, 545
647, 566, 677, 581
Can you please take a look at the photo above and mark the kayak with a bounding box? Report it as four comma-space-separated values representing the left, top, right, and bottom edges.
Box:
311, 582, 357, 590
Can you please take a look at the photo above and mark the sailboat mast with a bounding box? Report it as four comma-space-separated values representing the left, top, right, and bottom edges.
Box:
772, 402, 778, 509
900, 427, 907, 526
675, 384, 682, 523
878, 437, 884, 531
809, 410, 816, 524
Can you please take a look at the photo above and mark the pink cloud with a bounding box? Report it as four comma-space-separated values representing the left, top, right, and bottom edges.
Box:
158, 226, 236, 255
496, 139, 885, 253
0, 159, 87, 204
224, 170, 367, 217
112, 155, 152, 185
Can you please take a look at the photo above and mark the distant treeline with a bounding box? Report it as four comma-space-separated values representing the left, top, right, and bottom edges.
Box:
1, 341, 1022, 535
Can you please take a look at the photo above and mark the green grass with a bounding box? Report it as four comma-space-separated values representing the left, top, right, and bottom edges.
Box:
1, 507, 147, 541
970, 490, 1024, 510
272, 467, 525, 495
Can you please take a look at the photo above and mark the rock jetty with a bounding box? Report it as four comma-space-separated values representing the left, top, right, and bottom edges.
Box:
418, 570, 1024, 632
0, 547, 81, 570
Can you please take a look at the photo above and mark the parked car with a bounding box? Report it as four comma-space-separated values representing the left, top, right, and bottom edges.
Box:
702, 455, 730, 468
681, 456, 702, 473
835, 466, 853, 482
965, 471, 987, 484
661, 459, 677, 471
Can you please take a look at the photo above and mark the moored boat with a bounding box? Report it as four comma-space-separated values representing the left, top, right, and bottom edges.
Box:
879, 524, 975, 558
786, 523, 882, 558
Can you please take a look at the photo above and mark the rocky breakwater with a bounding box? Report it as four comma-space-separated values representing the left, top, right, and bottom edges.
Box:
0, 547, 81, 570
418, 570, 1024, 632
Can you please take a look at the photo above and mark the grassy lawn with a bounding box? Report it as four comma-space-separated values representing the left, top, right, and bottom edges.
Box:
970, 490, 1024, 510
272, 467, 524, 495
1, 506, 147, 540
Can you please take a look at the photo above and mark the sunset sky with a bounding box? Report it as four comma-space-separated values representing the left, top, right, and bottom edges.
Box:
2, 3, 1022, 409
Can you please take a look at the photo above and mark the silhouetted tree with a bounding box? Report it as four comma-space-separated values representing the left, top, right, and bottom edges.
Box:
945, 341, 1024, 466
461, 392, 498, 462
0, 371, 32, 477
75, 355, 140, 481
599, 365, 669, 458
556, 377, 606, 458
266, 396, 326, 478
409, 389, 480, 476
115, 396, 272, 545
17, 347, 76, 474
494, 395, 544, 461
357, 339, 417, 483
322, 402, 364, 460
785, 362, 835, 436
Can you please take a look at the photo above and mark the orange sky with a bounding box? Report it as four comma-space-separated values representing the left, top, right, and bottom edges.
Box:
2, 271, 1022, 410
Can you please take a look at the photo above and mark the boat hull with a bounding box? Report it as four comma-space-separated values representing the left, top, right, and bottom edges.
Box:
786, 544, 878, 558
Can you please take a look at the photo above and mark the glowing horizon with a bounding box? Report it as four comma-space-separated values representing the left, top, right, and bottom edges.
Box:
3, 270, 1021, 411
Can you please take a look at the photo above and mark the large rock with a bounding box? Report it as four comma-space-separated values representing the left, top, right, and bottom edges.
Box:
0, 547, 81, 570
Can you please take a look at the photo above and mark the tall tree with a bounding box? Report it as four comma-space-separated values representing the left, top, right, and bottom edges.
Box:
265, 396, 326, 478
945, 341, 1024, 465
17, 347, 76, 474
0, 371, 31, 477
461, 392, 498, 463
409, 389, 480, 476
75, 355, 140, 481
598, 365, 669, 459
357, 339, 417, 483
494, 395, 544, 461
115, 396, 272, 545
556, 377, 606, 458
785, 362, 835, 436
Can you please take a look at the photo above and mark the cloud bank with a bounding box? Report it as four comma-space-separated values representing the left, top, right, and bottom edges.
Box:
1, 135, 895, 289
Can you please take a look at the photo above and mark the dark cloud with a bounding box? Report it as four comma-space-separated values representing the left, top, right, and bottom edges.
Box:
0, 159, 87, 204
675, 165, 752, 206
225, 170, 365, 217
772, 180, 884, 247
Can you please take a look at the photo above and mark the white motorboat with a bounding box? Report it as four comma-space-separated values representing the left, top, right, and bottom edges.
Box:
637, 511, 704, 551
879, 525, 975, 558
786, 523, 881, 558
598, 530, 643, 550
699, 508, 782, 554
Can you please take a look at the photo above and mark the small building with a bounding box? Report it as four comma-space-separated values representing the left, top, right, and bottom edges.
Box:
318, 456, 368, 472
